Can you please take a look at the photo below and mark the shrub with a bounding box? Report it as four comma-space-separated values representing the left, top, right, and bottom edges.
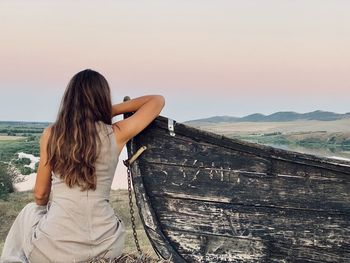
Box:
19, 166, 33, 176
34, 162, 39, 173
28, 135, 36, 141
0, 162, 15, 200
13, 157, 31, 165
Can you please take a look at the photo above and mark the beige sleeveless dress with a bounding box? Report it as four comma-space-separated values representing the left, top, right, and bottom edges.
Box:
0, 121, 126, 263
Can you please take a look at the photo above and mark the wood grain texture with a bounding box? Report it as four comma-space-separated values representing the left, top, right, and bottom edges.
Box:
124, 114, 350, 262
152, 196, 350, 262
141, 162, 349, 213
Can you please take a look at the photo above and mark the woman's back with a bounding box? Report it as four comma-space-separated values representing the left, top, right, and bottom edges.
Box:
1, 69, 164, 263
27, 121, 126, 262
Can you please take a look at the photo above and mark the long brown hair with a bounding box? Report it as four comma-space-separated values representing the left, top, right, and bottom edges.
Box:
46, 69, 112, 191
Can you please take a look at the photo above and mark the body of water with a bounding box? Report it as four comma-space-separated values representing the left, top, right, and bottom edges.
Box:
268, 144, 350, 161
13, 152, 39, 191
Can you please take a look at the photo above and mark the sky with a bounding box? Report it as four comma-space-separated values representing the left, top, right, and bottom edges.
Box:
1, 0, 350, 123
1, 0, 350, 188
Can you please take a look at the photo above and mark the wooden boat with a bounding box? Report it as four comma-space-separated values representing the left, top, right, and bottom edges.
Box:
123, 110, 350, 262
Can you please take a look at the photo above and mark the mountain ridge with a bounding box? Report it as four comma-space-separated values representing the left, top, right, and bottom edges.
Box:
184, 110, 350, 123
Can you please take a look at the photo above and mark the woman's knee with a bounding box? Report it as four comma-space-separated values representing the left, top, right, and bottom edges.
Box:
22, 202, 37, 212
20, 202, 43, 217
25, 202, 37, 208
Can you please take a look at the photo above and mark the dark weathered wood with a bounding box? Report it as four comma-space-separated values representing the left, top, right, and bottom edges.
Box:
151, 116, 350, 171
163, 230, 349, 263
124, 113, 350, 262
124, 111, 185, 262
151, 196, 350, 262
164, 230, 268, 263
140, 162, 350, 213
141, 127, 350, 178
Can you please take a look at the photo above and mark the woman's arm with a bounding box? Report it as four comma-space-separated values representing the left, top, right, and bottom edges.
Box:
33, 127, 52, 206
111, 95, 162, 117
112, 95, 165, 147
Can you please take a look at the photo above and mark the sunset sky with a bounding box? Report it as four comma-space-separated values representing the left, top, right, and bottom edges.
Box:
1, 0, 349, 124
1, 0, 349, 188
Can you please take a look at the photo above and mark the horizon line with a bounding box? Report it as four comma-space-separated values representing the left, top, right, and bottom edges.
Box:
1, 109, 350, 124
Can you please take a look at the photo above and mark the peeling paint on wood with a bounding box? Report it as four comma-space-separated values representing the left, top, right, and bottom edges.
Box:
124, 113, 350, 263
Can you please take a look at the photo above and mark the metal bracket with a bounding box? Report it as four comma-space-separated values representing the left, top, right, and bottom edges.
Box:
168, 118, 176, 136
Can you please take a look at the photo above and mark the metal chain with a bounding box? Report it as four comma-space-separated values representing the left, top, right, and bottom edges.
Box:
125, 162, 143, 258
122, 146, 147, 261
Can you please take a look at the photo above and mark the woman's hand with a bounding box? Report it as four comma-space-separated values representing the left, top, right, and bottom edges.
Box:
111, 95, 164, 117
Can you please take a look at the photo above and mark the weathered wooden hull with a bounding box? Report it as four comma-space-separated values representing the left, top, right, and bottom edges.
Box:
124, 114, 350, 262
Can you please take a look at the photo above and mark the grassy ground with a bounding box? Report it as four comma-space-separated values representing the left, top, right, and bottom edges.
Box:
188, 119, 350, 159
189, 119, 350, 144
0, 136, 26, 141
0, 137, 40, 163
189, 119, 350, 134
0, 189, 159, 261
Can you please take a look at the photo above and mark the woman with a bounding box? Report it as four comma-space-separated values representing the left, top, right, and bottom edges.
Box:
0, 69, 165, 262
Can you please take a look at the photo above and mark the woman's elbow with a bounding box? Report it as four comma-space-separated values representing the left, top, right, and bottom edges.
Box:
156, 95, 165, 109
34, 191, 50, 205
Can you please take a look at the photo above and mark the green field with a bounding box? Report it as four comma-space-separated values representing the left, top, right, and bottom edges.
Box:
0, 122, 42, 163
188, 119, 350, 159
0, 122, 45, 200
0, 121, 48, 136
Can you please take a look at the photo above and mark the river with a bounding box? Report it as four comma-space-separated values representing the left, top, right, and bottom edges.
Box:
267, 144, 350, 161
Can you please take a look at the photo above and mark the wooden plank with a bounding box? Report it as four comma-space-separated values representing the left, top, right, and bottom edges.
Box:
154, 115, 350, 166
140, 134, 270, 174
151, 196, 350, 262
164, 230, 267, 262
164, 230, 349, 263
138, 127, 350, 180
126, 148, 186, 262
147, 117, 350, 173
124, 108, 186, 262
140, 162, 350, 213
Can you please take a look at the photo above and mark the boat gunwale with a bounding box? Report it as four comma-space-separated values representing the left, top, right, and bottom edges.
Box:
152, 115, 350, 175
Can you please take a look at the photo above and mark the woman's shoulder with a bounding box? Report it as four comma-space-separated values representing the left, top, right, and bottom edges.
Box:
39, 125, 53, 147
42, 125, 53, 137
96, 121, 124, 154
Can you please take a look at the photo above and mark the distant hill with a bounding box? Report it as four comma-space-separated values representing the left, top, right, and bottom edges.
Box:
0, 121, 50, 126
184, 110, 350, 124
